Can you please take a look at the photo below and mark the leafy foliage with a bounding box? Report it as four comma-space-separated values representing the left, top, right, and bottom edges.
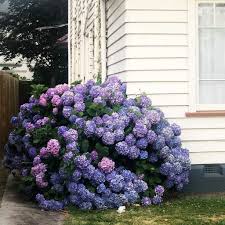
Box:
0, 0, 68, 86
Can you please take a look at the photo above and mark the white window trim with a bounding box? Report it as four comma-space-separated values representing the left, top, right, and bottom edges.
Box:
188, 0, 225, 112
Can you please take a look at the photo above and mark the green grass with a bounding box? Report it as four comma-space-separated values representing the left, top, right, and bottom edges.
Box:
64, 196, 225, 225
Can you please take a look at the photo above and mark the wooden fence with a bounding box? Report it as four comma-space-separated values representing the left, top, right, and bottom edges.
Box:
0, 72, 19, 157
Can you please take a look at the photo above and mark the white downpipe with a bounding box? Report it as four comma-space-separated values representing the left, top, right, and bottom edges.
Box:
68, 0, 71, 85
100, 0, 107, 82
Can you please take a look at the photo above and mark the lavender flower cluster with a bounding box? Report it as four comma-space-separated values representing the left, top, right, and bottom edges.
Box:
4, 77, 191, 211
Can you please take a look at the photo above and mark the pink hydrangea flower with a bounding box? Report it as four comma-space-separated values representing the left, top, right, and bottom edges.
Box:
55, 84, 70, 95
47, 139, 60, 156
31, 163, 47, 176
39, 94, 48, 106
98, 157, 115, 173
53, 107, 58, 115
51, 95, 62, 107
40, 147, 48, 157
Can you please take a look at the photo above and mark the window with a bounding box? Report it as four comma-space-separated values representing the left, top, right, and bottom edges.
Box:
197, 2, 225, 108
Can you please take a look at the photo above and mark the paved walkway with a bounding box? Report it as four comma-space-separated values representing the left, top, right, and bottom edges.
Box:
0, 175, 65, 225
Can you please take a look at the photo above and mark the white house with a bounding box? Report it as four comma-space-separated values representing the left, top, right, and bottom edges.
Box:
69, 0, 225, 191
0, 0, 33, 80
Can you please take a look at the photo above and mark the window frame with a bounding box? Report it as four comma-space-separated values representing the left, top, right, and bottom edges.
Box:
188, 0, 225, 112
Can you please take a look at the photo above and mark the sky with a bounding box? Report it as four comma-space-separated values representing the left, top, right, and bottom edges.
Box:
0, 0, 8, 13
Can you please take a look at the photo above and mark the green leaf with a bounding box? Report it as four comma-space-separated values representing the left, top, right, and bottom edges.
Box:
81, 139, 90, 153
71, 80, 82, 86
95, 143, 109, 157
31, 84, 48, 99
112, 104, 121, 112
124, 126, 133, 135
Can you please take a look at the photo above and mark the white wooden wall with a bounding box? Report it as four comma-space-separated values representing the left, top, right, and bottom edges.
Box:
69, 0, 101, 84
105, 0, 225, 165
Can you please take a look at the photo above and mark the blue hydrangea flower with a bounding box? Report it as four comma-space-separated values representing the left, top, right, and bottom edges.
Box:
139, 150, 148, 160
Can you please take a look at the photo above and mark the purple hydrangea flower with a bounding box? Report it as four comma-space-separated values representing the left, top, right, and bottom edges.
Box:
62, 106, 73, 118
136, 138, 148, 149
146, 130, 157, 144
128, 146, 140, 159
138, 95, 152, 108
51, 95, 62, 107
63, 129, 78, 143
152, 195, 163, 205
84, 121, 96, 136
115, 141, 129, 156
74, 155, 90, 169
170, 123, 181, 136
141, 197, 151, 206
90, 150, 98, 161
61, 91, 74, 106
74, 102, 85, 112
102, 132, 115, 145
125, 134, 136, 146
133, 123, 148, 138
154, 185, 165, 196
114, 129, 125, 142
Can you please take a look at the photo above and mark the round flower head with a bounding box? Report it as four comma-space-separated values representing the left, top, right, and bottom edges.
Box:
98, 157, 115, 174
114, 129, 125, 142
128, 146, 140, 159
139, 150, 148, 160
133, 123, 148, 138
62, 106, 73, 118
115, 141, 129, 156
170, 123, 181, 136
141, 197, 151, 206
63, 129, 78, 143
73, 84, 87, 95
52, 107, 58, 115
125, 134, 136, 146
155, 185, 165, 196
47, 139, 60, 156
55, 84, 69, 95
61, 91, 74, 106
102, 132, 115, 145
39, 94, 47, 106
74, 102, 85, 112
137, 95, 152, 108
146, 110, 160, 124
90, 150, 98, 161
51, 95, 62, 107
136, 138, 148, 149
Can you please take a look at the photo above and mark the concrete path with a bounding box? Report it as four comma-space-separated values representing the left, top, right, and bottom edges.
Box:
0, 175, 65, 225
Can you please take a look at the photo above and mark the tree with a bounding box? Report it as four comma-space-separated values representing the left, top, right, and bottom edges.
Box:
0, 0, 68, 86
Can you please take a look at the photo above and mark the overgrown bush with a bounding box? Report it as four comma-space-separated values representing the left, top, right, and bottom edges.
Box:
4, 77, 191, 210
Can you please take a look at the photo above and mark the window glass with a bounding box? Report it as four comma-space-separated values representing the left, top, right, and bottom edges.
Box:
199, 3, 214, 26
198, 3, 225, 104
199, 81, 225, 104
215, 3, 225, 26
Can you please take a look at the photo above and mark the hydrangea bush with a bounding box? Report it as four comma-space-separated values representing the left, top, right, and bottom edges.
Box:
4, 77, 191, 211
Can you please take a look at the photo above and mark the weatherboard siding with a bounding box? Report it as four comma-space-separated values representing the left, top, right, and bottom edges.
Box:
69, 0, 101, 83
105, 0, 225, 165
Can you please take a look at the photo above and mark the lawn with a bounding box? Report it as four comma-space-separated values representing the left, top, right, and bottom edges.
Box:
64, 196, 225, 225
